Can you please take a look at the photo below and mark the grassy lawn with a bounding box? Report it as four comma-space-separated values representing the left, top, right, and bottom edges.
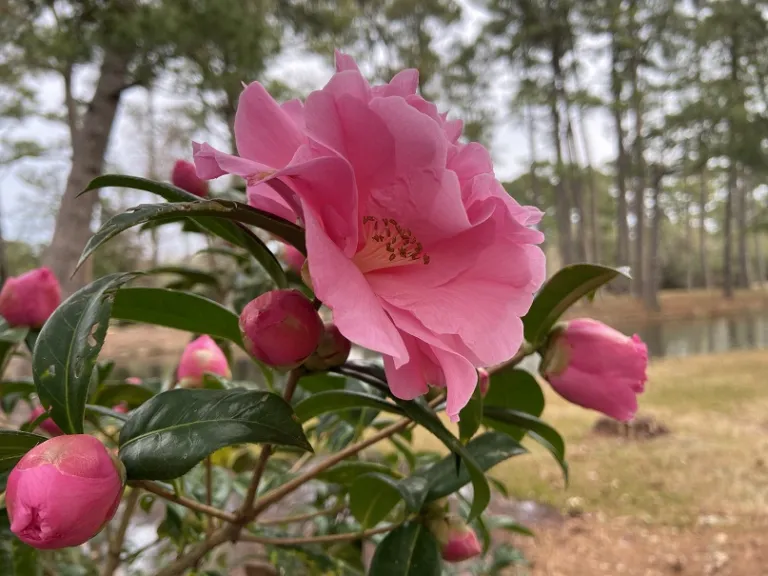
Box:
413, 350, 768, 527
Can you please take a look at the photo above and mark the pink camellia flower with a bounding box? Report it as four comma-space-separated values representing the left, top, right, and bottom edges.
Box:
0, 268, 61, 328
171, 159, 209, 197
125, 377, 142, 385
281, 244, 306, 274
427, 514, 482, 563
477, 368, 490, 398
28, 405, 63, 437
113, 402, 129, 414
177, 335, 232, 388
193, 51, 544, 419
6, 435, 126, 549
304, 323, 352, 371
541, 318, 648, 421
239, 289, 323, 369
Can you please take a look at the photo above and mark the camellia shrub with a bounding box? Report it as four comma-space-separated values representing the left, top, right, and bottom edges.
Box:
0, 52, 647, 576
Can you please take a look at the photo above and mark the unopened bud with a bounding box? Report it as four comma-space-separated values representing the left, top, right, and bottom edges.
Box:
177, 335, 231, 388
0, 267, 61, 328
304, 323, 352, 371
171, 159, 209, 197
239, 289, 323, 369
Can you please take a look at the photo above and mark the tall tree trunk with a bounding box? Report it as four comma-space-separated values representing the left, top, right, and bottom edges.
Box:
736, 174, 750, 288
525, 105, 542, 210
683, 177, 693, 290
724, 161, 735, 299
550, 59, 572, 266
146, 88, 160, 268
751, 188, 765, 285
629, 57, 645, 299
575, 106, 600, 263
611, 17, 630, 272
43, 50, 131, 296
698, 166, 711, 288
644, 169, 662, 311
565, 115, 587, 262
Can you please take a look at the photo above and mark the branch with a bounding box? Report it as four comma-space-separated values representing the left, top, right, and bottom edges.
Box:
249, 414, 411, 519
102, 487, 140, 576
205, 456, 214, 536
259, 503, 346, 526
239, 368, 304, 517
152, 526, 236, 576
62, 64, 79, 152
240, 522, 403, 546
133, 480, 237, 523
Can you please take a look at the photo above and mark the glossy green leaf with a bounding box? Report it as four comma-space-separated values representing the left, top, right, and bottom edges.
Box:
523, 264, 630, 346
92, 383, 157, 409
0, 381, 36, 398
0, 320, 28, 375
483, 407, 568, 482
145, 266, 221, 289
395, 399, 491, 520
119, 388, 312, 480
458, 386, 483, 443
294, 390, 405, 423
0, 430, 47, 473
86, 404, 129, 422
316, 460, 398, 485
349, 474, 403, 528
369, 522, 441, 576
78, 199, 290, 287
111, 288, 244, 349
32, 273, 137, 434
484, 367, 544, 442
297, 373, 347, 394
418, 432, 527, 503
84, 175, 305, 249
0, 510, 42, 576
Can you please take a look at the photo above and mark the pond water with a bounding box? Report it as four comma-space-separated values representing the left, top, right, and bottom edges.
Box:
110, 311, 768, 383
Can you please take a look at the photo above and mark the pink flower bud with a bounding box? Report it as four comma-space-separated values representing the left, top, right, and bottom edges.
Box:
427, 514, 482, 563
239, 289, 323, 369
28, 405, 63, 437
304, 323, 352, 371
6, 435, 126, 549
113, 402, 129, 414
125, 377, 142, 385
541, 318, 648, 421
177, 335, 232, 388
281, 244, 306, 274
0, 268, 61, 328
477, 368, 489, 398
171, 159, 209, 197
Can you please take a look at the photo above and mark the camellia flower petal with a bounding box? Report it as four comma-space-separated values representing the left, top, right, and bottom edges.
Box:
541, 318, 648, 421
6, 435, 125, 549
193, 51, 545, 420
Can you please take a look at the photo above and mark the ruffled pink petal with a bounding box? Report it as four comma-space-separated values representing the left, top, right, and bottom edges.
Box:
431, 347, 478, 422
383, 333, 431, 400
549, 366, 640, 422
281, 98, 305, 131
193, 142, 268, 180
373, 69, 419, 97
235, 82, 305, 168
247, 182, 299, 223
334, 49, 360, 72
303, 209, 408, 364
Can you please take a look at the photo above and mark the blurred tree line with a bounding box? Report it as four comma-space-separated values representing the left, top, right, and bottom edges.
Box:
1, 0, 767, 310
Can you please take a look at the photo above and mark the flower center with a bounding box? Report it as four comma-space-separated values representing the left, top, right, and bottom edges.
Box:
353, 216, 430, 274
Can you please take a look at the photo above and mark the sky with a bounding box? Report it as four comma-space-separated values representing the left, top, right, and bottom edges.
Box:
0, 1, 617, 258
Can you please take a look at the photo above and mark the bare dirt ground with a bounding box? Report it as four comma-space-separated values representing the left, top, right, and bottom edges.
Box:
509, 515, 767, 576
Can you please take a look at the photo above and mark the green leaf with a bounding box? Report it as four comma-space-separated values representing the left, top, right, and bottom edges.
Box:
0, 510, 42, 576
0, 381, 36, 398
297, 373, 347, 394
32, 273, 137, 434
0, 319, 28, 376
118, 389, 312, 480
145, 266, 221, 289
522, 264, 630, 346
369, 522, 441, 576
0, 430, 47, 473
294, 390, 405, 423
458, 387, 483, 444
316, 461, 398, 485
483, 407, 568, 482
418, 432, 527, 503
488, 515, 534, 537
111, 288, 244, 349
395, 399, 491, 521
92, 383, 156, 409
484, 367, 544, 442
349, 473, 403, 528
